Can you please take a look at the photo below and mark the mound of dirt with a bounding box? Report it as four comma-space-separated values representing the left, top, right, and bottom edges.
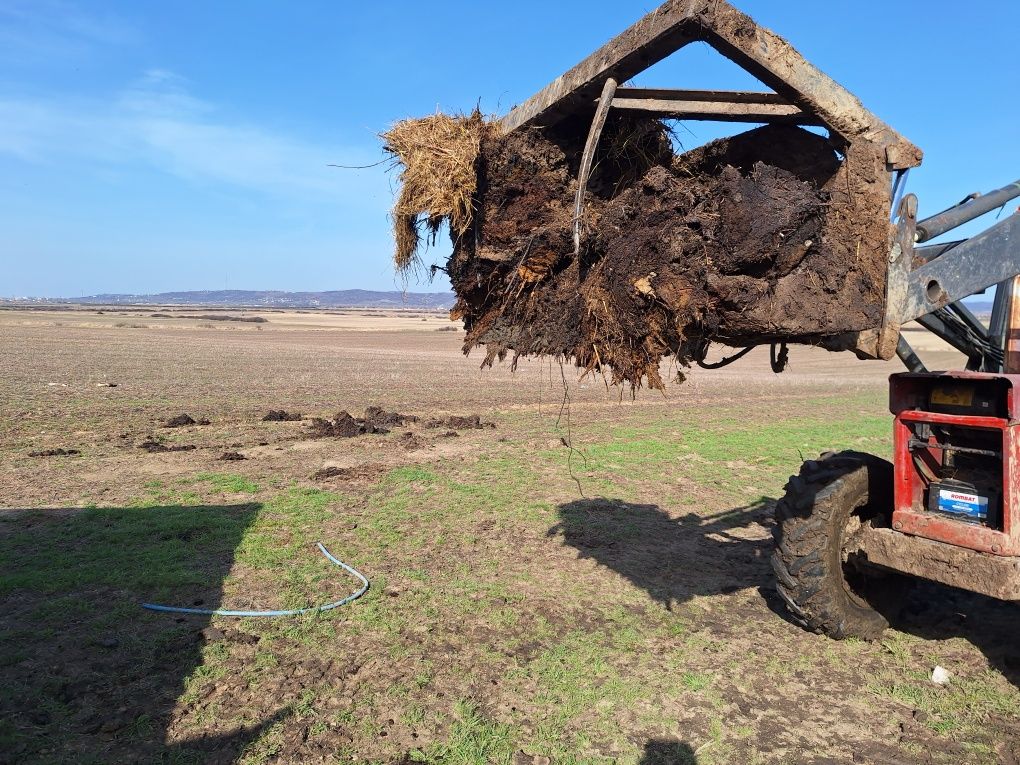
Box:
425, 414, 495, 430
310, 464, 386, 483
28, 448, 80, 457
388, 114, 893, 389
164, 414, 210, 428
397, 432, 428, 450
262, 410, 302, 422
219, 451, 246, 461
363, 406, 418, 427
305, 407, 423, 439
307, 411, 384, 439
139, 440, 197, 453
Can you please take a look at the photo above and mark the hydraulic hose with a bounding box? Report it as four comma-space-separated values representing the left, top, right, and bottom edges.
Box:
141, 542, 369, 617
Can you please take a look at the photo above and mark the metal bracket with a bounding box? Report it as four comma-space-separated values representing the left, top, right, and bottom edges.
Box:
877, 193, 918, 359
899, 213, 1020, 324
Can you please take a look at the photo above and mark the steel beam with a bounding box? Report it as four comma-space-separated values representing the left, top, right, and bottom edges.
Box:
898, 213, 1020, 324
916, 313, 984, 370
916, 180, 1020, 242
913, 240, 965, 265
895, 335, 926, 373
500, 0, 704, 133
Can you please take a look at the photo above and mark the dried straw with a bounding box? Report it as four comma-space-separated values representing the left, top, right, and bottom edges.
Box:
382, 110, 493, 270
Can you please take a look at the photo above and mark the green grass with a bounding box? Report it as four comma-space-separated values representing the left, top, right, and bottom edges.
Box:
422, 701, 515, 765
0, 503, 259, 597
5, 393, 1019, 764
192, 472, 261, 494
680, 672, 712, 692
571, 405, 891, 498
872, 668, 1017, 739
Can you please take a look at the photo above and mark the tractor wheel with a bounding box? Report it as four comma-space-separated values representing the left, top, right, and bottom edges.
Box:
771, 450, 897, 640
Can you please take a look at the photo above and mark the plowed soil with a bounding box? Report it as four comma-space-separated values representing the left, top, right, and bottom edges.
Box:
1, 307, 1015, 765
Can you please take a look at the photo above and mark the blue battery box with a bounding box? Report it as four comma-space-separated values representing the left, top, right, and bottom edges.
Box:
927, 480, 997, 525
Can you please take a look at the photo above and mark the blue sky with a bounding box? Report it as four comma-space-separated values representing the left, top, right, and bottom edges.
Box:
1, 0, 1017, 298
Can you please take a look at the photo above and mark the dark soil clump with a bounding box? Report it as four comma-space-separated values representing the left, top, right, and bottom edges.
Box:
219, 451, 246, 461
363, 406, 418, 427
164, 414, 210, 428
398, 432, 428, 450
305, 407, 422, 439
139, 440, 197, 453
28, 448, 80, 457
425, 414, 495, 430
439, 118, 892, 388
307, 410, 389, 439
311, 464, 386, 483
262, 410, 302, 422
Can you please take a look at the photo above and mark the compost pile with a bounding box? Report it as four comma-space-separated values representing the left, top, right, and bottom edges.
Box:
384, 111, 892, 388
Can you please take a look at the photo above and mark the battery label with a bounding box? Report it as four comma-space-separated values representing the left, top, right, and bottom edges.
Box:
931, 386, 974, 407
937, 488, 988, 521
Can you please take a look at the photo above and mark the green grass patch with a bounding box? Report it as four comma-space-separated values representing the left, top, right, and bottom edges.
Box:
192, 473, 261, 494
422, 701, 515, 765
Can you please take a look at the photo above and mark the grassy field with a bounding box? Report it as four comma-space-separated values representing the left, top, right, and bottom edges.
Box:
1, 307, 1017, 764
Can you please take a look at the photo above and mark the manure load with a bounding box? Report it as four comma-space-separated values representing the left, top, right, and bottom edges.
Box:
384, 0, 924, 388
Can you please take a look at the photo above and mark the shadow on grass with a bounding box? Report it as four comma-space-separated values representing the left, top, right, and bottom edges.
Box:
639, 739, 698, 764
0, 503, 286, 764
552, 496, 1020, 690
894, 582, 1020, 689
550, 497, 775, 610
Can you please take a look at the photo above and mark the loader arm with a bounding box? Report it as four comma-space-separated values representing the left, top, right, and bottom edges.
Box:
888, 181, 1020, 374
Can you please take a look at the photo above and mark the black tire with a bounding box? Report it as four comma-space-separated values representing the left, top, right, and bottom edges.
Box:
772, 450, 896, 640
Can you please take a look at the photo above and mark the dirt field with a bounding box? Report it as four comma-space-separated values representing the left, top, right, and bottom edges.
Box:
2, 306, 1017, 764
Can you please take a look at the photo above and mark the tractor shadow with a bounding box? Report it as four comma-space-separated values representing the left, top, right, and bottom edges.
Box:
0, 503, 287, 764
551, 497, 1020, 690
638, 739, 699, 764
550, 496, 775, 611
892, 582, 1020, 689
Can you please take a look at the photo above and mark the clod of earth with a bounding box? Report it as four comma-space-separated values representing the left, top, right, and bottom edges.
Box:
310, 464, 386, 482
262, 410, 302, 422
307, 411, 384, 439
398, 432, 428, 450
384, 113, 892, 388
28, 448, 80, 457
218, 451, 246, 461
363, 405, 418, 427
164, 414, 210, 428
425, 414, 495, 430
139, 440, 197, 453
305, 407, 418, 439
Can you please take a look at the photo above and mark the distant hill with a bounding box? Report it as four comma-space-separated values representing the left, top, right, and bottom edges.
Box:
15, 289, 455, 309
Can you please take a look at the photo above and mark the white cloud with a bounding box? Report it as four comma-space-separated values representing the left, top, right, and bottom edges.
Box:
0, 70, 389, 204
0, 0, 139, 65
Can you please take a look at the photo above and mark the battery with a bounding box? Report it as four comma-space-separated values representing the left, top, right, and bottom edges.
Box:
927, 479, 998, 526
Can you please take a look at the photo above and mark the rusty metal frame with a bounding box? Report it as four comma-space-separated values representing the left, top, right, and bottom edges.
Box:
853, 526, 1020, 601
500, 0, 922, 170
500, 0, 925, 359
